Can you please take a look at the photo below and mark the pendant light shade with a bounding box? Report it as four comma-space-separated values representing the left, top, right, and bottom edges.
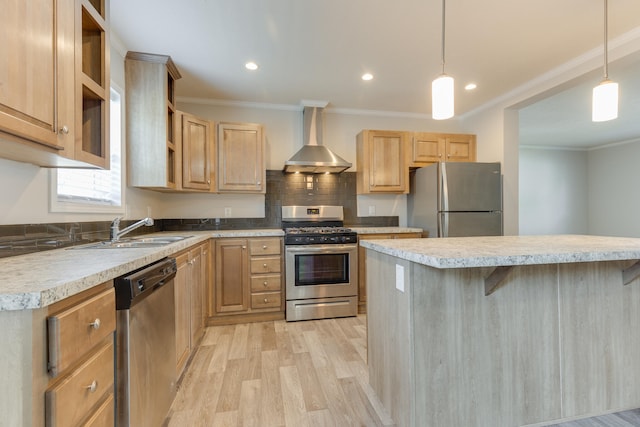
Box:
592, 79, 618, 122
592, 0, 618, 122
432, 74, 454, 120
432, 0, 454, 120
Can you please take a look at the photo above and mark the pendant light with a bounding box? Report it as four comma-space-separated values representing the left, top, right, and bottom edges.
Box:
432, 0, 454, 120
592, 0, 618, 122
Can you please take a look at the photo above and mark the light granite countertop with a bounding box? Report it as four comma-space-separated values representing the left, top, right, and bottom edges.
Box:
349, 226, 423, 235
0, 229, 283, 311
360, 234, 640, 269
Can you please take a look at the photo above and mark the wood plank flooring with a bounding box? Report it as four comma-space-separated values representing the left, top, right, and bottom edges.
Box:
167, 314, 640, 427
546, 409, 640, 427
166, 314, 393, 427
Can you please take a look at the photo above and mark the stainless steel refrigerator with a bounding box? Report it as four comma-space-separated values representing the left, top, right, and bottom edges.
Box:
407, 162, 503, 237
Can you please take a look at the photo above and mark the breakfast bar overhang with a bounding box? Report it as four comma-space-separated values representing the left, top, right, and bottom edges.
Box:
361, 235, 640, 427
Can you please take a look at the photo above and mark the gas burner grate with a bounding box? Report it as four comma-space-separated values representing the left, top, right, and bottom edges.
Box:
285, 226, 353, 235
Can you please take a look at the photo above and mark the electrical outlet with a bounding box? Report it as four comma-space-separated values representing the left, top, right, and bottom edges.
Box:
368, 205, 376, 215
224, 207, 232, 218
396, 264, 405, 292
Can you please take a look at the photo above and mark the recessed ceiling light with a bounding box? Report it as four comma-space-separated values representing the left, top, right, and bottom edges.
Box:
465, 83, 477, 91
362, 73, 373, 81
245, 62, 258, 71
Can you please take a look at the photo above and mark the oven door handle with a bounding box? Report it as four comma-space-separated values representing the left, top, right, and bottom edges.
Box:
285, 244, 357, 254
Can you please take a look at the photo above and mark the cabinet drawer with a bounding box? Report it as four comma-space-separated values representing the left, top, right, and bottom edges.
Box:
46, 340, 114, 427
250, 274, 281, 292
249, 238, 281, 256
83, 393, 114, 427
48, 288, 116, 376
250, 256, 281, 274
251, 292, 281, 309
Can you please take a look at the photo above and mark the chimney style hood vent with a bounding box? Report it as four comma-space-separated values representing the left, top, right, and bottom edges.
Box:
283, 106, 352, 173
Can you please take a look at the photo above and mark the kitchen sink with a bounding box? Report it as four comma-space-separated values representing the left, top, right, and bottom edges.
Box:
70, 235, 192, 249
129, 236, 189, 243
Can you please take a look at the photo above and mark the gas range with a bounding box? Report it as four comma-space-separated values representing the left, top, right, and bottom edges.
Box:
281, 205, 359, 321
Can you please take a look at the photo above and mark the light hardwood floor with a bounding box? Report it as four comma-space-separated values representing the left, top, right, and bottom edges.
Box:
166, 314, 393, 427
547, 409, 640, 427
167, 314, 640, 427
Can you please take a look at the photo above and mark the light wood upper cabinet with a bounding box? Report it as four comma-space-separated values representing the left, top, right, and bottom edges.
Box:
410, 132, 476, 167
74, 0, 110, 169
179, 111, 215, 192
0, 0, 110, 168
411, 132, 445, 164
445, 133, 476, 162
125, 52, 182, 190
217, 122, 265, 193
357, 130, 410, 194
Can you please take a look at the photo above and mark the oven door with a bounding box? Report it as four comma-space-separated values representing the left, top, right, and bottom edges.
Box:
285, 243, 358, 300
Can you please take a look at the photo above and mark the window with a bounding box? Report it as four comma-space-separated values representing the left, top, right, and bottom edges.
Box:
50, 85, 125, 213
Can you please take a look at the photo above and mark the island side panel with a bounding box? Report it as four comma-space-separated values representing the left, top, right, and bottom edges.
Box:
410, 263, 561, 427
366, 249, 414, 427
559, 260, 640, 418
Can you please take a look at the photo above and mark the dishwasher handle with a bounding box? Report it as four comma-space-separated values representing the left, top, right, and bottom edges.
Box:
114, 257, 177, 310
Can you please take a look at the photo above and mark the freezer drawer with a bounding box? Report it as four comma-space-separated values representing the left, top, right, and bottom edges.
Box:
439, 212, 503, 237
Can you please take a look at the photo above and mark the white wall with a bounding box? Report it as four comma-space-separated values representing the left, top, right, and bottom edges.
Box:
518, 139, 640, 238
519, 147, 588, 235
588, 139, 640, 237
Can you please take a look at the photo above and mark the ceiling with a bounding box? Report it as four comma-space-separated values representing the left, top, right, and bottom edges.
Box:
110, 0, 640, 149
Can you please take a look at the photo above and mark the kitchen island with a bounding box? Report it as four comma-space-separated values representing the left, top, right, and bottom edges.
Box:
360, 235, 640, 427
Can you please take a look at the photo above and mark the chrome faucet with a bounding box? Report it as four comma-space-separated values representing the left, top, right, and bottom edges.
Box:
110, 217, 154, 242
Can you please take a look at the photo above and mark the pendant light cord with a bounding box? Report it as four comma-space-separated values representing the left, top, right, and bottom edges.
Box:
441, 0, 446, 74
603, 0, 609, 80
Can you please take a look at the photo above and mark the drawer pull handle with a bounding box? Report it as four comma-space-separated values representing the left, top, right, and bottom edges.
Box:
60, 125, 70, 135
263, 281, 268, 286
263, 263, 267, 268
89, 318, 101, 330
263, 298, 268, 303
262, 245, 268, 249
86, 380, 98, 393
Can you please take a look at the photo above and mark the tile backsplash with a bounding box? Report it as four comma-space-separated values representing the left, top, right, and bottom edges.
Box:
0, 171, 397, 257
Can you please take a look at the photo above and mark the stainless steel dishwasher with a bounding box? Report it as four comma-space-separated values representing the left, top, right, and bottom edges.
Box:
114, 257, 177, 427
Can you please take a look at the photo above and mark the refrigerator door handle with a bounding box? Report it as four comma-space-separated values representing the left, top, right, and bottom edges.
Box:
441, 163, 449, 212
439, 213, 449, 237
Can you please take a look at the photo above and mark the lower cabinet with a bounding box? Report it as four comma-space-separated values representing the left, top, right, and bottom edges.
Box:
211, 237, 284, 325
174, 242, 208, 378
357, 233, 422, 313
45, 282, 116, 427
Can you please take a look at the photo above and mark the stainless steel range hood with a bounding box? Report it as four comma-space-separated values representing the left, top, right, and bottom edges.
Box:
283, 106, 352, 173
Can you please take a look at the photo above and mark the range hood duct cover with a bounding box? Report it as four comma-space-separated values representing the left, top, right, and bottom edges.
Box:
283, 106, 352, 173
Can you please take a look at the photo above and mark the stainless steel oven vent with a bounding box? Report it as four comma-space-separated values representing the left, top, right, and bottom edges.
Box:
283, 106, 352, 174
